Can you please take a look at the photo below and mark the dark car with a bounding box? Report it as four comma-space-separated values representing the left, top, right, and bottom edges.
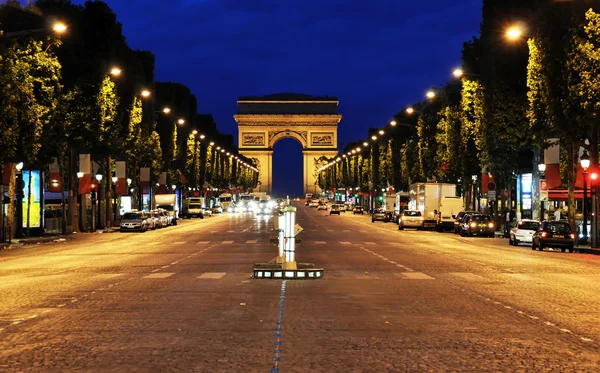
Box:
371, 208, 389, 223
454, 211, 478, 234
532, 221, 575, 252
460, 214, 495, 237
353, 206, 364, 214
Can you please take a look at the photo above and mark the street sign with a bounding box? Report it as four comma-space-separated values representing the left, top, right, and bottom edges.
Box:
294, 224, 303, 237
488, 190, 496, 201
487, 181, 496, 191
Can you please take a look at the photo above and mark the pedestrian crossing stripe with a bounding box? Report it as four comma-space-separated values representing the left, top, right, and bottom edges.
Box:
315, 241, 326, 244
93, 274, 123, 279
143, 273, 175, 279
222, 240, 234, 244
198, 272, 226, 279
246, 240, 258, 244
196, 241, 210, 245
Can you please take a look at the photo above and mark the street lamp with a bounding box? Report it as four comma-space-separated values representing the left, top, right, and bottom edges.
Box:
178, 118, 185, 125
112, 176, 118, 226
141, 90, 151, 97
452, 68, 464, 78
426, 90, 436, 99
110, 67, 122, 76
506, 25, 524, 41
52, 22, 67, 33
581, 150, 590, 244
538, 163, 546, 222
95, 172, 103, 230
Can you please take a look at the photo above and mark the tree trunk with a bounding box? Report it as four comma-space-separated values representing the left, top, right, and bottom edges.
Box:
567, 141, 576, 231
106, 156, 112, 228
532, 148, 541, 221
7, 166, 16, 242
59, 152, 67, 235
26, 170, 32, 237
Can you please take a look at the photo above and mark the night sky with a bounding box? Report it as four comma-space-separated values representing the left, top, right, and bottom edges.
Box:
78, 0, 482, 197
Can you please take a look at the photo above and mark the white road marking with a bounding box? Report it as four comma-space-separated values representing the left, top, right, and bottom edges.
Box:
340, 241, 351, 245
196, 241, 210, 245
343, 230, 350, 232
143, 273, 175, 279
315, 241, 326, 244
222, 241, 234, 244
398, 272, 435, 280
365, 242, 376, 245
246, 240, 257, 244
173, 241, 185, 245
198, 272, 226, 279
93, 274, 123, 279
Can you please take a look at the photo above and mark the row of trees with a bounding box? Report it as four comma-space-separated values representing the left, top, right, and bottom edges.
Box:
0, 0, 257, 234
319, 0, 600, 229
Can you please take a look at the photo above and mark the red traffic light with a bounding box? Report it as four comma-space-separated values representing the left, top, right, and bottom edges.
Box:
591, 173, 598, 181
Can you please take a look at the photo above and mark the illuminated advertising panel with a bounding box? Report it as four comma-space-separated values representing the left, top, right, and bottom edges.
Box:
21, 170, 41, 228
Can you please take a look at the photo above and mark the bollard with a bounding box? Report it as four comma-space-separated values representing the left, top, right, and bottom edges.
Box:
276, 214, 285, 263
283, 207, 297, 269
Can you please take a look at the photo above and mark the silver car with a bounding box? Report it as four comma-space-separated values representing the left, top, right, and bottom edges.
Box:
398, 210, 424, 230
120, 212, 148, 232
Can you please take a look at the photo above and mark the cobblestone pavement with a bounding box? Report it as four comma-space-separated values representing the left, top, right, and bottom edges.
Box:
1, 205, 600, 372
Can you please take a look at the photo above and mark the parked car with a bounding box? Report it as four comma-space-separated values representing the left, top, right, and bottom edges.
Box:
344, 203, 354, 211
460, 214, 495, 237
158, 208, 173, 226
120, 211, 148, 232
509, 219, 540, 246
398, 210, 423, 230
212, 205, 223, 214
202, 207, 213, 217
317, 202, 328, 211
152, 210, 167, 228
309, 200, 319, 208
532, 221, 575, 252
371, 208, 390, 223
353, 206, 364, 214
329, 204, 342, 215
454, 211, 478, 234
144, 211, 159, 230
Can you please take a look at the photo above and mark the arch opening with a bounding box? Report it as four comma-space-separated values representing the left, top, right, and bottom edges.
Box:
272, 138, 303, 198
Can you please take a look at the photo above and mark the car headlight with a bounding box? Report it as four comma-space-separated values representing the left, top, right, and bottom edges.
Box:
488, 223, 494, 228
470, 222, 477, 228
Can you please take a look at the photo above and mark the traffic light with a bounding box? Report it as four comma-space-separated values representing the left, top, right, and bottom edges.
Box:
592, 172, 598, 181
378, 196, 383, 202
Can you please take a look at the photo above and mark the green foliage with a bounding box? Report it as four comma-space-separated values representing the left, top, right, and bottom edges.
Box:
0, 38, 62, 164
435, 106, 461, 182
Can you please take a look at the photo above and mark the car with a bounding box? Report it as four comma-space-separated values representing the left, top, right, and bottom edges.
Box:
158, 208, 173, 226
509, 219, 540, 246
371, 208, 389, 223
454, 211, 478, 234
460, 214, 495, 237
202, 207, 213, 217
338, 204, 347, 212
144, 211, 159, 230
255, 200, 271, 215
317, 203, 328, 211
398, 210, 423, 230
305, 200, 310, 206
212, 205, 223, 214
329, 204, 342, 215
120, 211, 148, 232
353, 206, 364, 214
344, 203, 354, 212
153, 210, 168, 228
532, 221, 575, 252
309, 200, 319, 208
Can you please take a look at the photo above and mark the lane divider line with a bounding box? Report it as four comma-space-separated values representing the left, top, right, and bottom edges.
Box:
270, 280, 287, 373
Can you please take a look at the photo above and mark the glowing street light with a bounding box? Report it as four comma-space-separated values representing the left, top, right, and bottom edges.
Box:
141, 90, 151, 97
371, 135, 377, 141
52, 22, 67, 33
378, 130, 385, 135
406, 107, 415, 114
162, 107, 171, 114
506, 25, 523, 41
192, 129, 198, 135
390, 120, 397, 126
177, 118, 185, 125
452, 68, 463, 78
363, 142, 368, 147
426, 90, 436, 99
110, 67, 122, 76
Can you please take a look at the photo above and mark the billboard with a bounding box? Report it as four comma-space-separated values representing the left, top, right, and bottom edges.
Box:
21, 170, 41, 228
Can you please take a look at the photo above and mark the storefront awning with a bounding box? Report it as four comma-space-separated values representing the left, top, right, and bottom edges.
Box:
548, 189, 584, 202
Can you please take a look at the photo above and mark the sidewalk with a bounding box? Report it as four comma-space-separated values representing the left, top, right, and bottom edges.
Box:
575, 244, 600, 255
0, 227, 120, 250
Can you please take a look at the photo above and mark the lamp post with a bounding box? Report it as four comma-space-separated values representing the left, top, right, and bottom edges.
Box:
538, 163, 546, 222
14, 162, 25, 239
112, 176, 118, 226
95, 172, 103, 230
76, 171, 84, 232
580, 151, 590, 245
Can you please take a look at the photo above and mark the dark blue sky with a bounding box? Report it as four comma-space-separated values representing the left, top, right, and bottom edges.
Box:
72, 0, 482, 196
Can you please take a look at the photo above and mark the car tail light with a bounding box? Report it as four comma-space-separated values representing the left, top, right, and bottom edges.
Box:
570, 233, 575, 240
470, 222, 476, 228
541, 232, 547, 238
419, 217, 424, 221
488, 222, 494, 228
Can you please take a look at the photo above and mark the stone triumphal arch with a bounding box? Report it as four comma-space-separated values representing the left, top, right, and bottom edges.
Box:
234, 93, 341, 195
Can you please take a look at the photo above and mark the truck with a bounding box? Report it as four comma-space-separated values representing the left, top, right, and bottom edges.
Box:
154, 194, 179, 225
408, 183, 461, 230
218, 193, 233, 212
183, 197, 204, 218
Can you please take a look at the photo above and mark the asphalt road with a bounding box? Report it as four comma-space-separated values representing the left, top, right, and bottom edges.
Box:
1, 202, 600, 372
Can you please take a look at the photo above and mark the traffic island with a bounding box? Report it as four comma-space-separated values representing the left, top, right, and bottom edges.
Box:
254, 206, 323, 280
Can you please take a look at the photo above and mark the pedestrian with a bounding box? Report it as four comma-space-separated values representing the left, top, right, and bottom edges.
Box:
554, 208, 561, 221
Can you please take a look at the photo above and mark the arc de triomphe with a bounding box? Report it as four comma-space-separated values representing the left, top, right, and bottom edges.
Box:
234, 93, 341, 196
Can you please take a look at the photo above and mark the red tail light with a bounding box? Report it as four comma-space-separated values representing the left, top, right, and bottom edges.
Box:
541, 232, 547, 238
570, 233, 575, 240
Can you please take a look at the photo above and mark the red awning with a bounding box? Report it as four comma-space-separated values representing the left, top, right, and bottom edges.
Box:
545, 163, 561, 189
548, 189, 584, 202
